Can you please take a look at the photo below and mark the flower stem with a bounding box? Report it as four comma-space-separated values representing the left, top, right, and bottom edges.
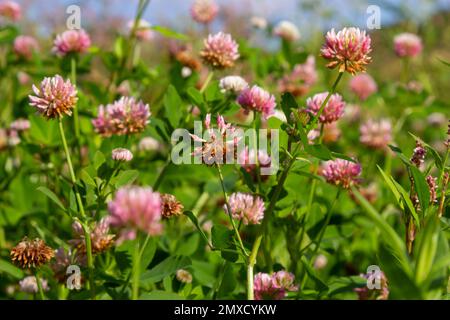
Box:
70, 57, 80, 141
216, 163, 248, 257
309, 72, 343, 132
247, 142, 300, 300
35, 271, 45, 300
132, 236, 141, 300
200, 71, 214, 94
58, 118, 95, 299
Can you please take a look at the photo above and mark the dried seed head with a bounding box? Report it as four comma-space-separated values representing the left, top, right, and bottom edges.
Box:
161, 194, 184, 218
10, 237, 54, 269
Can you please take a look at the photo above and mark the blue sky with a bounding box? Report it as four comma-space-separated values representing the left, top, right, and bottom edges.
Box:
21, 0, 450, 37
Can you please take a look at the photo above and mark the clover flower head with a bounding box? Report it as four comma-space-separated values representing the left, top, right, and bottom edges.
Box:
92, 97, 151, 137
225, 192, 265, 225
237, 85, 276, 119
53, 29, 91, 56
29, 75, 78, 119
394, 33, 422, 58
306, 92, 345, 124
349, 73, 377, 100
273, 20, 300, 42
359, 119, 392, 150
200, 32, 239, 69
320, 159, 362, 189
108, 186, 163, 238
13, 35, 39, 60
321, 27, 372, 75
190, 0, 219, 24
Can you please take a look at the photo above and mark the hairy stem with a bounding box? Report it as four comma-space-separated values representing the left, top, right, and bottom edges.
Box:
58, 118, 95, 299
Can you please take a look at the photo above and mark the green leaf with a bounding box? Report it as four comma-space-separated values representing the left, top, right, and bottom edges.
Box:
164, 85, 183, 128
0, 259, 24, 279
410, 166, 430, 214
114, 170, 139, 188
377, 165, 401, 204
140, 256, 191, 285
187, 87, 205, 112
414, 216, 439, 285
327, 276, 367, 296
140, 291, 184, 300
301, 257, 328, 293
305, 144, 333, 161
28, 116, 59, 146
378, 244, 422, 299
140, 238, 157, 271
391, 178, 420, 227
93, 151, 106, 170
81, 169, 96, 187
280, 92, 298, 121
351, 187, 410, 272
151, 25, 188, 41
211, 225, 233, 250
37, 186, 66, 211
388, 145, 411, 166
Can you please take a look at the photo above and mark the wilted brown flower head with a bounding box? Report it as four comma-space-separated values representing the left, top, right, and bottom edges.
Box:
70, 218, 115, 255
161, 194, 184, 218
10, 237, 54, 269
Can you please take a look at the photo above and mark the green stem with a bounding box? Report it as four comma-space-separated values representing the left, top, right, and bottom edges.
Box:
132, 236, 141, 300
247, 142, 301, 300
35, 271, 45, 300
153, 158, 171, 191
70, 57, 80, 141
58, 118, 95, 299
216, 164, 248, 257
309, 72, 343, 132
200, 71, 214, 94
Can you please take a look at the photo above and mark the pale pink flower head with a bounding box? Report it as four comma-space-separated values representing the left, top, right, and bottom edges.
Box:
237, 85, 276, 119
219, 76, 248, 95
360, 119, 392, 150
112, 148, 133, 162
254, 271, 298, 300
29, 75, 78, 119
108, 186, 163, 238
190, 0, 219, 25
127, 19, 153, 41
53, 29, 91, 57
254, 272, 282, 300
19, 276, 49, 294
10, 118, 30, 132
92, 97, 151, 137
17, 71, 31, 85
225, 192, 265, 225
320, 159, 362, 189
306, 92, 345, 124
200, 32, 239, 69
176, 269, 193, 284
394, 33, 422, 58
272, 271, 298, 291
190, 113, 239, 165
278, 55, 318, 97
0, 1, 21, 21
321, 27, 372, 75
13, 36, 39, 60
349, 74, 377, 101
273, 20, 300, 42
